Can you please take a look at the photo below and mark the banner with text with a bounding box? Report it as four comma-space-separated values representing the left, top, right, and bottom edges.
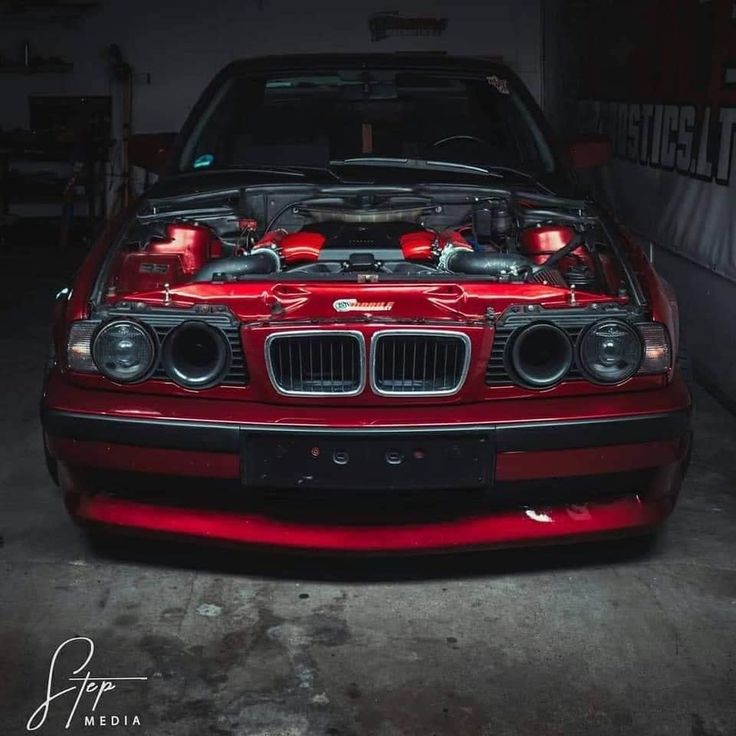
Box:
570, 0, 736, 282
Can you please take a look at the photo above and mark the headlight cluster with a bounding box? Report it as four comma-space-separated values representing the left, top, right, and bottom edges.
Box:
65, 316, 671, 392
506, 319, 671, 389
66, 318, 232, 388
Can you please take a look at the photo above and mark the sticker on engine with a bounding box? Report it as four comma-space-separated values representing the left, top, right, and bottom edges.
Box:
487, 75, 510, 94
333, 298, 394, 312
139, 262, 169, 273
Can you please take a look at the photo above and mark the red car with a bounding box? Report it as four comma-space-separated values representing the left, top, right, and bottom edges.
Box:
41, 55, 692, 553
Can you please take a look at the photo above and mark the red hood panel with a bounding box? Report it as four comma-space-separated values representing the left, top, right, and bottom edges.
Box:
113, 281, 622, 324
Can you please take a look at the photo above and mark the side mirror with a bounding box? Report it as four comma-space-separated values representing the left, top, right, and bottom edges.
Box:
567, 136, 612, 170
128, 132, 176, 174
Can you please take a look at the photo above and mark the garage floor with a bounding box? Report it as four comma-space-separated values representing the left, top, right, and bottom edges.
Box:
1, 238, 735, 736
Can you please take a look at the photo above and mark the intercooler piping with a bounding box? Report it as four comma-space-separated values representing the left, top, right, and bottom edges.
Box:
193, 250, 279, 281
441, 246, 533, 277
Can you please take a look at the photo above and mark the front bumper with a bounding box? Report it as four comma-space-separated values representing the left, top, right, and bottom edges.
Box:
42, 372, 692, 552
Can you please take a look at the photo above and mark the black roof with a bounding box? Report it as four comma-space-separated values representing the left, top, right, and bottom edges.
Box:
217, 53, 513, 78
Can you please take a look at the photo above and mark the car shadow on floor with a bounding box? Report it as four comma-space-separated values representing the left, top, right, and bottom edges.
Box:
84, 527, 662, 583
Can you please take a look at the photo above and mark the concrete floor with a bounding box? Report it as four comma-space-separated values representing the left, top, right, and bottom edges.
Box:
1, 239, 735, 736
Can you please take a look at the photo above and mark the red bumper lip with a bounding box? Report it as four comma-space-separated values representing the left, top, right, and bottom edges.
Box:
73, 493, 674, 552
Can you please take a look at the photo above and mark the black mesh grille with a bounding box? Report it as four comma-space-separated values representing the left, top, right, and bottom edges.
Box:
268, 333, 363, 394
373, 333, 468, 394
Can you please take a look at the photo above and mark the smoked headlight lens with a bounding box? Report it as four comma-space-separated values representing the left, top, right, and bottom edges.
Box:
578, 320, 643, 384
92, 320, 157, 383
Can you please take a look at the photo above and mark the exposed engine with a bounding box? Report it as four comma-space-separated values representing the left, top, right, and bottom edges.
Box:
82, 184, 668, 400
108, 187, 626, 300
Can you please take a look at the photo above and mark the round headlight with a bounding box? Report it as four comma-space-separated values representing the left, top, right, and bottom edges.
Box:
507, 322, 573, 389
162, 321, 231, 389
578, 320, 643, 384
92, 320, 157, 383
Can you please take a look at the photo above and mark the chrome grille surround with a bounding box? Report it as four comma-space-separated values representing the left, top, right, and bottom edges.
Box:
370, 330, 471, 397
265, 330, 366, 397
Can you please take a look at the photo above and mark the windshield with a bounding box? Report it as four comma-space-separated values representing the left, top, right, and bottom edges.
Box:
179, 70, 556, 175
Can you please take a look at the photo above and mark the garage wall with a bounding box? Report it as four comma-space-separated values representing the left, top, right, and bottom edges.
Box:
0, 0, 544, 135
559, 0, 736, 408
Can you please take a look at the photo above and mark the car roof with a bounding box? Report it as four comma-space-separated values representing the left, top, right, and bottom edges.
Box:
218, 53, 513, 78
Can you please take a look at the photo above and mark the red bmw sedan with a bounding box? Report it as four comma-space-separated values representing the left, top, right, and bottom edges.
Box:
41, 54, 692, 552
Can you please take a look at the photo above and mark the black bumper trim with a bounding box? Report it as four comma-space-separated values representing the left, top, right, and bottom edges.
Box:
42, 407, 691, 454
496, 411, 691, 451
42, 409, 241, 453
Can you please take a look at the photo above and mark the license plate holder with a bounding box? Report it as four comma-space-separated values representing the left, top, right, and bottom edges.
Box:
241, 432, 494, 491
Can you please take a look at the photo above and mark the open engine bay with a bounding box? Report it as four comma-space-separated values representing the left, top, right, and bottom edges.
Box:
101, 183, 640, 306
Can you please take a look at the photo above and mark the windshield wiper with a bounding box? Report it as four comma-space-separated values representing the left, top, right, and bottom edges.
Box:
482, 165, 554, 194
185, 165, 308, 178
219, 164, 345, 181
330, 157, 503, 178
331, 158, 555, 193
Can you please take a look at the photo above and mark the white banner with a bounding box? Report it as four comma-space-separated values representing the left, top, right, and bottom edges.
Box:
579, 101, 736, 283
